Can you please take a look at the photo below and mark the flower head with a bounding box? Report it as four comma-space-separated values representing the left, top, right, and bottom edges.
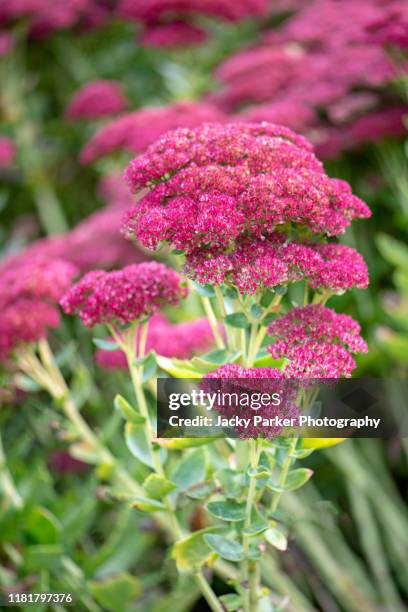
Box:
123, 122, 370, 257
60, 262, 188, 327
65, 79, 128, 120
96, 314, 217, 368
184, 237, 368, 294
203, 365, 299, 438
268, 304, 368, 377
0, 257, 78, 312
0, 256, 77, 360
0, 299, 61, 361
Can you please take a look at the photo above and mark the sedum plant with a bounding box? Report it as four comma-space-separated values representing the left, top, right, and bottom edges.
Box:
0, 121, 372, 612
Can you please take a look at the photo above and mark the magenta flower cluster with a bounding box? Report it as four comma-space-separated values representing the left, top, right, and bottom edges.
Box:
60, 262, 188, 327
0, 0, 115, 38
267, 305, 368, 378
80, 101, 224, 164
123, 121, 370, 293
209, 0, 406, 157
124, 122, 369, 246
119, 0, 268, 48
0, 257, 77, 360
0, 136, 16, 168
203, 365, 299, 438
96, 314, 217, 368
185, 237, 368, 294
65, 79, 128, 120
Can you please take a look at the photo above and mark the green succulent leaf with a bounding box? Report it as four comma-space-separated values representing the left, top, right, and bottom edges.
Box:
206, 500, 246, 522
114, 394, 145, 424
171, 527, 223, 571
264, 527, 288, 551
89, 572, 142, 611
132, 496, 166, 512
172, 448, 207, 491
143, 474, 177, 500
284, 468, 314, 491
204, 533, 244, 562
92, 338, 119, 351
225, 312, 251, 329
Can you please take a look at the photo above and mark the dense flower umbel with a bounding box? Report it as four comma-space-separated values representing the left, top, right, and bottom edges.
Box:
80, 102, 225, 164
123, 122, 371, 257
65, 79, 128, 120
0, 299, 61, 361
184, 237, 368, 294
0, 257, 77, 359
203, 365, 299, 438
267, 305, 368, 377
96, 314, 217, 368
60, 262, 188, 327
0, 257, 78, 311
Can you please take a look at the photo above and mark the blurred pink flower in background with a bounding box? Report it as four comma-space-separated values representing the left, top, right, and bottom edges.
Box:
80, 101, 225, 163
208, 0, 407, 157
0, 136, 16, 168
119, 0, 269, 47
0, 31, 13, 55
65, 79, 129, 120
0, 257, 77, 360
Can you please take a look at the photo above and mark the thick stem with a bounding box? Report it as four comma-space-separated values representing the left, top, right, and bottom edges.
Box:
122, 324, 222, 611
194, 572, 224, 612
242, 439, 262, 612
200, 296, 225, 349
0, 430, 23, 509
271, 437, 298, 513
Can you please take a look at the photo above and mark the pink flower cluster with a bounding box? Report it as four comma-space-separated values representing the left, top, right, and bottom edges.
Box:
0, 31, 13, 56
80, 101, 224, 164
209, 0, 406, 157
0, 256, 77, 360
203, 364, 299, 438
65, 79, 128, 120
140, 21, 207, 48
365, 1, 408, 50
267, 305, 368, 377
0, 0, 115, 37
96, 313, 217, 368
123, 122, 370, 282
60, 262, 188, 327
119, 0, 269, 48
0, 136, 16, 168
185, 237, 368, 294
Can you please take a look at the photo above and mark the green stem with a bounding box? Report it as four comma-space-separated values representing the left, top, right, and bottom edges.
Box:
242, 439, 262, 612
194, 572, 224, 612
0, 430, 23, 509
200, 296, 225, 349
271, 437, 298, 513
122, 324, 222, 611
